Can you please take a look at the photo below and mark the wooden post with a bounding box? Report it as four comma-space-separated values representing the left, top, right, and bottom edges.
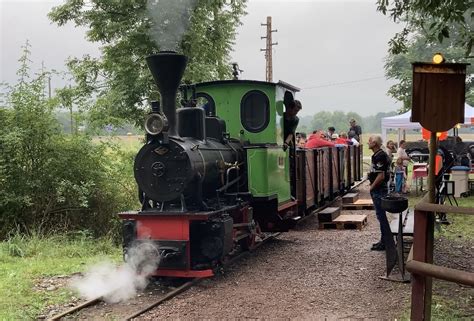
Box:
260, 16, 278, 82
409, 58, 468, 321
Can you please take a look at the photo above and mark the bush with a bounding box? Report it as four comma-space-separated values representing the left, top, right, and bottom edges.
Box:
0, 44, 138, 239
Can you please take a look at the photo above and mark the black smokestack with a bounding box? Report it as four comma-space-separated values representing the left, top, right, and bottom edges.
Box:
146, 52, 187, 136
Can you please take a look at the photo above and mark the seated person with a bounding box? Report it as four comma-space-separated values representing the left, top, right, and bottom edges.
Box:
348, 131, 360, 146
296, 132, 307, 148
327, 126, 336, 139
305, 130, 335, 148
335, 132, 350, 145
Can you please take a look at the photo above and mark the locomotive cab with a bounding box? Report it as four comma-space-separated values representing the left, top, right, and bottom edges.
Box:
187, 80, 301, 231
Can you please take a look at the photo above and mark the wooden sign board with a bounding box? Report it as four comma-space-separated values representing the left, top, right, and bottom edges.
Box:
411, 62, 468, 132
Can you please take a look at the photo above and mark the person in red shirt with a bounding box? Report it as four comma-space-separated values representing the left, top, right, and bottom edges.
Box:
305, 131, 335, 148
335, 132, 350, 145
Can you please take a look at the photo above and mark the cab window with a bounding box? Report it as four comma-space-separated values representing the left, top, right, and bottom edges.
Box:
240, 90, 270, 133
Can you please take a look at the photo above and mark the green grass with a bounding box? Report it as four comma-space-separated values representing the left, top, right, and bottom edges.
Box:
435, 196, 474, 240
398, 293, 474, 321
405, 168, 474, 240
0, 232, 122, 320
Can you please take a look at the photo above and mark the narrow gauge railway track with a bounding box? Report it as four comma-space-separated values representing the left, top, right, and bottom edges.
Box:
48, 181, 366, 321
47, 232, 281, 321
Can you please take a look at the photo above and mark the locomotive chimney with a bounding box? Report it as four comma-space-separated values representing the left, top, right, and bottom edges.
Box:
146, 51, 187, 136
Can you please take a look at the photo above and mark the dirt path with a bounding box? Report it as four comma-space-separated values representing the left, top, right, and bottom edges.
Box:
139, 182, 413, 320
42, 181, 472, 320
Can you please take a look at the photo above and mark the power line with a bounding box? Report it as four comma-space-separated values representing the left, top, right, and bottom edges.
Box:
302, 76, 386, 89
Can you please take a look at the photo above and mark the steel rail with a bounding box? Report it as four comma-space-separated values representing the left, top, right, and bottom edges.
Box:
47, 232, 281, 320
124, 278, 200, 320
48, 297, 102, 321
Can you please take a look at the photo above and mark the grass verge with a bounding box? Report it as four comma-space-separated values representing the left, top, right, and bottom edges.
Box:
0, 231, 121, 320
399, 183, 474, 319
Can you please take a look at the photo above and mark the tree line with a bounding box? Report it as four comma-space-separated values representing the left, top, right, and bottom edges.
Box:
297, 110, 397, 136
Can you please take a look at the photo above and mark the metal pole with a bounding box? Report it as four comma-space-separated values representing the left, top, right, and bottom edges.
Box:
424, 131, 437, 320
428, 132, 437, 203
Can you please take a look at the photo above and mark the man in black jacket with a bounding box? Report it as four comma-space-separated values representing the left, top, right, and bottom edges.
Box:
368, 135, 391, 251
348, 119, 362, 142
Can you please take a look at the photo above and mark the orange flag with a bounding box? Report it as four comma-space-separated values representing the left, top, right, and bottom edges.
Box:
421, 128, 448, 141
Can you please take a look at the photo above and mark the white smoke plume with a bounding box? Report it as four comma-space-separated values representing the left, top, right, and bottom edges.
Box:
71, 241, 160, 303
146, 0, 198, 51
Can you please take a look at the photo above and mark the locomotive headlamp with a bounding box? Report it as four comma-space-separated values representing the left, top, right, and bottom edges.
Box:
145, 113, 168, 135
432, 53, 445, 64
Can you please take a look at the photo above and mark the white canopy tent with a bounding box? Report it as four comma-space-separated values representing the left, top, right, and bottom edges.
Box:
381, 103, 474, 141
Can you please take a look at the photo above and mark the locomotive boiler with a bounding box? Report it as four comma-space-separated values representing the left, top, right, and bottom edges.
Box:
135, 53, 245, 211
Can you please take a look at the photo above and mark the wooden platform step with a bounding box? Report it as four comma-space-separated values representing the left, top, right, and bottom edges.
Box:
317, 207, 341, 223
342, 199, 374, 210
318, 214, 368, 230
342, 193, 359, 204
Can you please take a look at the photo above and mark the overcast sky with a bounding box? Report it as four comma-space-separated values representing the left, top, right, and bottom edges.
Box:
1, 0, 402, 116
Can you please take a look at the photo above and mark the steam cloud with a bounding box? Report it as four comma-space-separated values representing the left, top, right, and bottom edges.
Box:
71, 242, 160, 303
146, 0, 198, 51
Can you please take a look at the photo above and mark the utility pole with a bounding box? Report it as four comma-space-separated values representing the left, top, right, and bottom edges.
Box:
260, 16, 278, 82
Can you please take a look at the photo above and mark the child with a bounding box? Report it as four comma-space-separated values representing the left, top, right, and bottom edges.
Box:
394, 158, 407, 193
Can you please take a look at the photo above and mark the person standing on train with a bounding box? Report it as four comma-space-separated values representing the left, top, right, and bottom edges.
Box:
348, 119, 362, 143
282, 100, 302, 151
283, 100, 302, 199
368, 135, 391, 251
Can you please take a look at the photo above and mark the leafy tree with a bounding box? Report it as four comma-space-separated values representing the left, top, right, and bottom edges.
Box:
303, 110, 396, 137
48, 0, 247, 128
361, 111, 398, 133
376, 0, 474, 57
384, 31, 474, 112
309, 110, 363, 135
